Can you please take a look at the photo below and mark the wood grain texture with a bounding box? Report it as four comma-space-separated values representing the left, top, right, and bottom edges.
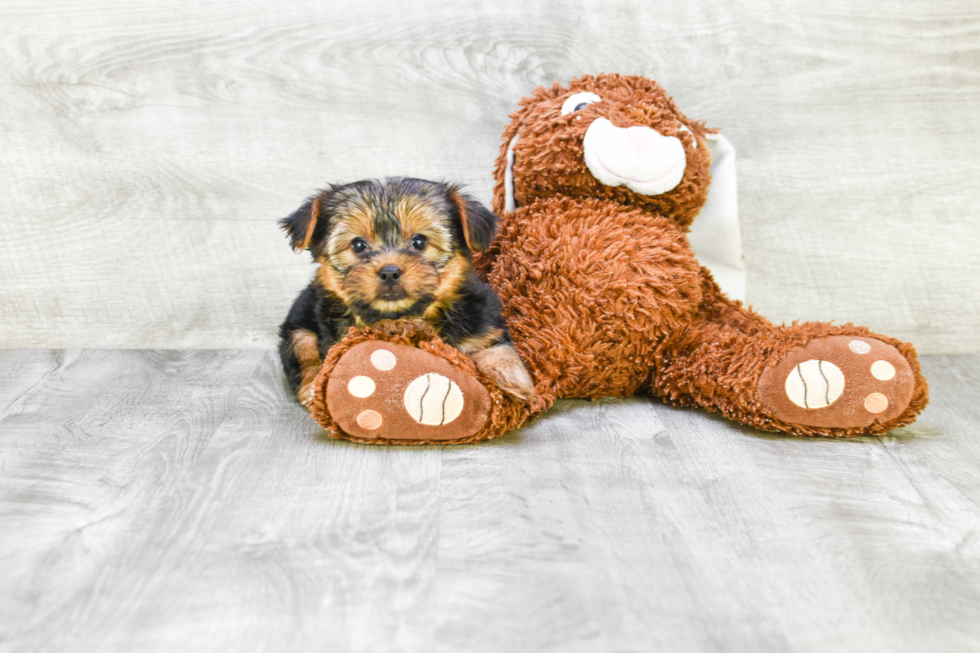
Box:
0, 349, 978, 652
0, 0, 978, 352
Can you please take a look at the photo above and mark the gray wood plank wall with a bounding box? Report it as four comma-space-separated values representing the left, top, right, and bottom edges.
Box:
2, 0, 978, 352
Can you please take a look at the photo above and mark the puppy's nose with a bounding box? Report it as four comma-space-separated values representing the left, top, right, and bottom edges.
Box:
378, 264, 402, 285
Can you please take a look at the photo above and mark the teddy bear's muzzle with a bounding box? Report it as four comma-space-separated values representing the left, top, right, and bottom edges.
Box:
582, 117, 687, 196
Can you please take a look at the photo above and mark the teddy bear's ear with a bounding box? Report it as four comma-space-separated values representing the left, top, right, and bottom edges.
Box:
280, 191, 328, 254
447, 187, 499, 256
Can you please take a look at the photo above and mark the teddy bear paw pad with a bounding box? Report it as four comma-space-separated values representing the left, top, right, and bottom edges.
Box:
325, 341, 490, 441
758, 335, 915, 429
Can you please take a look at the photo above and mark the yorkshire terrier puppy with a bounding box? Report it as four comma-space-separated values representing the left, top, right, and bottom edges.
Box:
278, 177, 534, 408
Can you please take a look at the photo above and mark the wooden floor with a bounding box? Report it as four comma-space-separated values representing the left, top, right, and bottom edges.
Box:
1, 350, 978, 652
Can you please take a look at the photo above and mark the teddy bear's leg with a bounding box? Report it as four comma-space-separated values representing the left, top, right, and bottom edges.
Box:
309, 322, 529, 445
649, 275, 928, 436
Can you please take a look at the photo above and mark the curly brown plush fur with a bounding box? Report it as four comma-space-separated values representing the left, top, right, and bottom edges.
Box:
476, 73, 928, 438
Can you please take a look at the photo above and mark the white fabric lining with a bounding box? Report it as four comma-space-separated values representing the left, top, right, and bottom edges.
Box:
689, 133, 745, 302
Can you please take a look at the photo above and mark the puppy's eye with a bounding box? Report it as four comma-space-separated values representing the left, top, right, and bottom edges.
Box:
410, 234, 427, 251
351, 238, 368, 254
561, 92, 601, 116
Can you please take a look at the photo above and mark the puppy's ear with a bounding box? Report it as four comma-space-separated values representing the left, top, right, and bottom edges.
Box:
280, 192, 327, 254
448, 187, 499, 256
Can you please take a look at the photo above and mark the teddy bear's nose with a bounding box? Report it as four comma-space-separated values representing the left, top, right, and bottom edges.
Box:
625, 127, 658, 155
582, 118, 687, 196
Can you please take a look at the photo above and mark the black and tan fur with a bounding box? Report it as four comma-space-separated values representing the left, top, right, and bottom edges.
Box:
278, 177, 533, 407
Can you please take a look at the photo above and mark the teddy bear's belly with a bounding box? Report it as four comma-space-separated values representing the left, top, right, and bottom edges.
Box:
484, 197, 704, 399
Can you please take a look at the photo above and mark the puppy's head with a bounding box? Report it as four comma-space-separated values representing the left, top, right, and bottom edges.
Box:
281, 178, 497, 323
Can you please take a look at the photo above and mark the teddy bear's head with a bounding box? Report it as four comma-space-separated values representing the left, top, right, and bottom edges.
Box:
492, 74, 714, 229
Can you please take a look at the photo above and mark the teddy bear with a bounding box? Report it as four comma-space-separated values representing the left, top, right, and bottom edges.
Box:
308, 73, 929, 445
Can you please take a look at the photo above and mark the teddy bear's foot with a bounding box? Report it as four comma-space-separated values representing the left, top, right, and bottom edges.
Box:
323, 340, 492, 442
758, 335, 916, 430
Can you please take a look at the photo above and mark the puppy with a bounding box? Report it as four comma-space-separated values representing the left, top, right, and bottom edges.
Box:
278, 177, 534, 408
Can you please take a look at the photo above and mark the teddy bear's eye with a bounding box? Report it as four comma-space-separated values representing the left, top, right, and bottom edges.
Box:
561, 92, 601, 116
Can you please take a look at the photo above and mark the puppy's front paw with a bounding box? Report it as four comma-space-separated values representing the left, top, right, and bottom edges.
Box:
297, 374, 317, 410
470, 346, 535, 404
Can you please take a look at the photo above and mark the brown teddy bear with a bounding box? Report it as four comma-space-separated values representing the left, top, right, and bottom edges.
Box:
309, 73, 929, 444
